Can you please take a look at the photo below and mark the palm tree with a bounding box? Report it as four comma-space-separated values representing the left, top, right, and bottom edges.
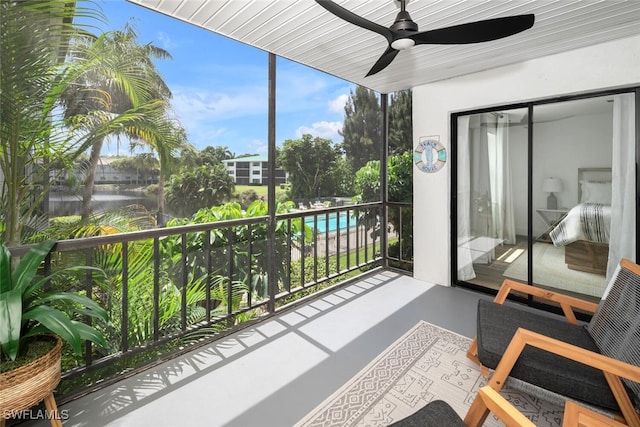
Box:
125, 109, 187, 222
200, 146, 235, 165
59, 23, 177, 221
0, 1, 111, 245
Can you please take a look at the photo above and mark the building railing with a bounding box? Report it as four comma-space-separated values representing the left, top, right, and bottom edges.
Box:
9, 202, 415, 399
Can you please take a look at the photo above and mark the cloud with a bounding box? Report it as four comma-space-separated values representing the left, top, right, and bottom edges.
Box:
328, 94, 348, 114
165, 60, 351, 152
296, 121, 343, 141
156, 31, 178, 50
166, 83, 270, 151
171, 85, 267, 123
275, 62, 353, 115
247, 139, 268, 155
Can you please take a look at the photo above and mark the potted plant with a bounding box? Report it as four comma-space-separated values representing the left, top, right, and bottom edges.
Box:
0, 240, 108, 424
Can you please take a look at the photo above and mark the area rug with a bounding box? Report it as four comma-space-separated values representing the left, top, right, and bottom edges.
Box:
295, 321, 563, 427
502, 242, 607, 297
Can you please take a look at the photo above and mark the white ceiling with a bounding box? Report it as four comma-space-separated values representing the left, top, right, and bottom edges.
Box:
128, 0, 640, 94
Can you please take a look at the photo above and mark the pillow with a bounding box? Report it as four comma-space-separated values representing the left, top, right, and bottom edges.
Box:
580, 181, 612, 204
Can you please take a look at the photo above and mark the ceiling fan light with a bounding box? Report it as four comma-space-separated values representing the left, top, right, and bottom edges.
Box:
391, 38, 415, 50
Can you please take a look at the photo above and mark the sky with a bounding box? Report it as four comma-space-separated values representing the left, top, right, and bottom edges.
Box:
90, 0, 354, 157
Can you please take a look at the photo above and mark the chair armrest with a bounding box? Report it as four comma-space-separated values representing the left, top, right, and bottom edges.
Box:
475, 386, 535, 427
562, 401, 629, 427
470, 327, 640, 427
494, 279, 599, 324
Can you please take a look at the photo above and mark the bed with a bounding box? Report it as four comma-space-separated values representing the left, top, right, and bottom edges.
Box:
548, 168, 611, 275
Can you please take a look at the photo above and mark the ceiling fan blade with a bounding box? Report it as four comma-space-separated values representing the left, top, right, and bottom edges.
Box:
315, 0, 393, 43
411, 14, 535, 45
366, 46, 400, 77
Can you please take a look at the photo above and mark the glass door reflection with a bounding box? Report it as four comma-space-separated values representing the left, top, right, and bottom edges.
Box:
531, 96, 615, 299
456, 108, 528, 290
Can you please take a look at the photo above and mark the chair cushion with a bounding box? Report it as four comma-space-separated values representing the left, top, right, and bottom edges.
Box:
388, 400, 465, 427
476, 299, 619, 410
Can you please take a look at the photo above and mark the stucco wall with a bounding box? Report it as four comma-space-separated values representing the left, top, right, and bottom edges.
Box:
412, 34, 640, 286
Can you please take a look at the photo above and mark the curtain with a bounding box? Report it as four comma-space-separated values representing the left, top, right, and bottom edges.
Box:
457, 116, 476, 281
487, 114, 517, 245
607, 93, 636, 280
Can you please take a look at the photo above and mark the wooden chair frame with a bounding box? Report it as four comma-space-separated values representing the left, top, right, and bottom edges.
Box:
562, 401, 629, 427
418, 380, 624, 426
466, 259, 640, 426
464, 327, 640, 427
472, 385, 535, 427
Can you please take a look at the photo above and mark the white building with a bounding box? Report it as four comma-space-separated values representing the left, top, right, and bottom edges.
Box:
222, 155, 287, 186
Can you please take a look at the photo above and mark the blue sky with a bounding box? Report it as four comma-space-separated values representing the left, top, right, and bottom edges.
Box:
92, 0, 354, 157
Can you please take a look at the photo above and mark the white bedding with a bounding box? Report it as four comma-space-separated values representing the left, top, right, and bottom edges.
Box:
549, 203, 611, 246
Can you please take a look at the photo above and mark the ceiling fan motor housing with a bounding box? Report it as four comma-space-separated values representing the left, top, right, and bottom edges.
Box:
391, 11, 418, 32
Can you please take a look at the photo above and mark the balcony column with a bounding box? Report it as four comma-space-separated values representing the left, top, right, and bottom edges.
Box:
267, 52, 277, 313
381, 93, 389, 269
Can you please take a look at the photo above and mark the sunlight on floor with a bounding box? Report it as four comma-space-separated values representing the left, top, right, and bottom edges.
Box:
499, 248, 525, 264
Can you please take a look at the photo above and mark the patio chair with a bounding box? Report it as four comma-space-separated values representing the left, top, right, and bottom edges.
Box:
466, 258, 640, 426
390, 385, 535, 427
392, 385, 630, 426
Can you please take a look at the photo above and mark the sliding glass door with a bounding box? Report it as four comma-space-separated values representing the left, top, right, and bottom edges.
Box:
456, 108, 528, 288
454, 91, 637, 301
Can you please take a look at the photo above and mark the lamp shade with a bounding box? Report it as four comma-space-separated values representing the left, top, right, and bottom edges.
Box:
542, 177, 562, 193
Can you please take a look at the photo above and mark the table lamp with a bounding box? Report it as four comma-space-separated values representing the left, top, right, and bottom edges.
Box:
543, 177, 562, 209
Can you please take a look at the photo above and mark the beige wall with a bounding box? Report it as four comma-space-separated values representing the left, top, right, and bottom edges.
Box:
412, 34, 640, 286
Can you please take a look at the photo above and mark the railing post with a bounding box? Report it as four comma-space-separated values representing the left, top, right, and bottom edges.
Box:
267, 52, 277, 314
84, 248, 93, 367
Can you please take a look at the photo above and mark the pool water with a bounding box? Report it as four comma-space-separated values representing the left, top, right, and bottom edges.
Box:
304, 212, 355, 233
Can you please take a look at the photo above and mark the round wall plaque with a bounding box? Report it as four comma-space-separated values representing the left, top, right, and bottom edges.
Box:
414, 139, 446, 173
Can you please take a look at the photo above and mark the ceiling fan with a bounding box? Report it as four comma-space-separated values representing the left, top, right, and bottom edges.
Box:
316, 0, 535, 77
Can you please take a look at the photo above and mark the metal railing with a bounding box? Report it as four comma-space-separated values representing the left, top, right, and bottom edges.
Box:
13, 202, 403, 398
386, 202, 414, 271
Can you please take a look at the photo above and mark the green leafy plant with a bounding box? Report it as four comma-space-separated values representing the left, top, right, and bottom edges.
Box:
0, 240, 109, 361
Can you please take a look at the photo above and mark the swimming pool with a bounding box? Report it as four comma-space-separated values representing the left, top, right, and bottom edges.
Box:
304, 212, 356, 233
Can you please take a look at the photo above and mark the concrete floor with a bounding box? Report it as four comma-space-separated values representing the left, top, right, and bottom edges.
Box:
22, 270, 494, 427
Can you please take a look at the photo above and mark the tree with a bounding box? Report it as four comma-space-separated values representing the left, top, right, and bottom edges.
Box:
353, 161, 381, 205
353, 152, 413, 261
164, 164, 235, 217
111, 154, 159, 185
354, 151, 412, 204
0, 1, 119, 245
60, 23, 176, 221
340, 86, 382, 171
389, 90, 413, 155
200, 146, 234, 165
125, 113, 186, 219
175, 144, 200, 170
178, 145, 234, 170
387, 151, 413, 203
332, 156, 355, 196
278, 134, 341, 201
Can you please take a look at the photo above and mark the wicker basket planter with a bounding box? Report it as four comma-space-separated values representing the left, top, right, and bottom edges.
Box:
0, 336, 62, 422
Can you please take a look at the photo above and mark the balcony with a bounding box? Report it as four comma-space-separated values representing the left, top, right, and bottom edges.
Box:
22, 268, 488, 427
8, 202, 421, 426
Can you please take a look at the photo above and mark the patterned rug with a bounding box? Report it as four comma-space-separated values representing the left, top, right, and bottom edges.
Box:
502, 242, 606, 297
295, 321, 563, 427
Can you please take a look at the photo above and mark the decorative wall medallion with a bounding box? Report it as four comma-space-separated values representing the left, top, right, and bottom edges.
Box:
414, 136, 446, 173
